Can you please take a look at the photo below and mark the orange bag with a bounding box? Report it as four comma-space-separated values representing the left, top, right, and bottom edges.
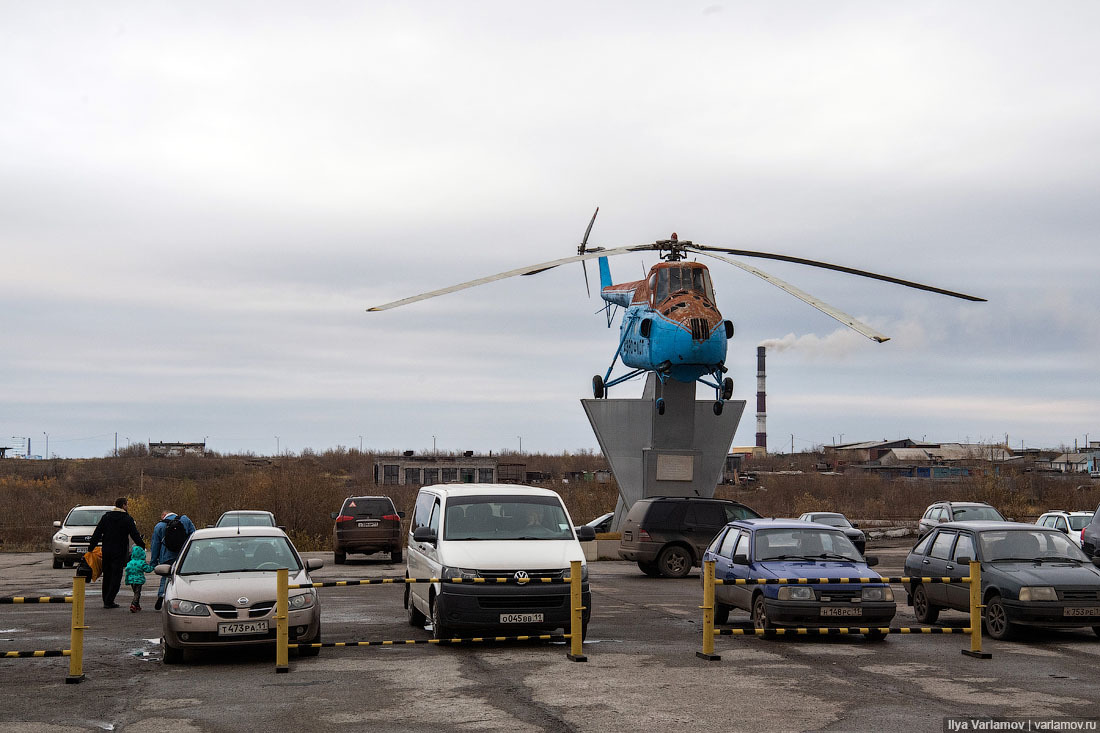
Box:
82, 547, 103, 583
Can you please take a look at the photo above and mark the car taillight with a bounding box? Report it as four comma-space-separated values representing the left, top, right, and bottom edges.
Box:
335, 515, 354, 522
638, 529, 652, 542
382, 514, 401, 521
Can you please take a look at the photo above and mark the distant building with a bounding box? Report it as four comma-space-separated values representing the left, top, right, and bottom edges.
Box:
150, 442, 206, 458
373, 453, 500, 486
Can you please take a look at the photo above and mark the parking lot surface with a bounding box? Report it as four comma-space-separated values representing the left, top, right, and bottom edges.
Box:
2, 542, 1099, 732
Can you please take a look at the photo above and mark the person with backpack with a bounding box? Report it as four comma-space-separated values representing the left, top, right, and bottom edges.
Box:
150, 510, 196, 610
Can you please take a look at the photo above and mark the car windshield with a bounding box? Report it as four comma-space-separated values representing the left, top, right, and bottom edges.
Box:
951, 506, 1004, 521
978, 529, 1089, 562
754, 528, 863, 562
1068, 516, 1091, 531
342, 498, 395, 518
216, 513, 275, 527
811, 515, 851, 528
65, 509, 109, 526
177, 536, 302, 574
443, 495, 573, 540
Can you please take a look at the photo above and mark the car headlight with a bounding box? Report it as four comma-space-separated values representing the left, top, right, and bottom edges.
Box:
441, 566, 479, 580
289, 592, 315, 610
1019, 586, 1057, 602
55, 533, 69, 542
168, 599, 211, 616
777, 586, 815, 601
862, 587, 894, 602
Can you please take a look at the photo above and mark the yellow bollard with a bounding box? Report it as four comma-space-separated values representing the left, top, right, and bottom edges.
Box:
567, 560, 587, 662
65, 575, 86, 683
276, 568, 289, 673
962, 560, 991, 659
697, 560, 720, 661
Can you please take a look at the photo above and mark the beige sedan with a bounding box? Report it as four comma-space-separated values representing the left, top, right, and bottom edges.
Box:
156, 526, 322, 663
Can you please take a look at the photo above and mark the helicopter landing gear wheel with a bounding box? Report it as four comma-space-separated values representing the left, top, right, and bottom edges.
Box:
722, 377, 734, 400
713, 401, 724, 415
592, 375, 604, 399
656, 398, 665, 415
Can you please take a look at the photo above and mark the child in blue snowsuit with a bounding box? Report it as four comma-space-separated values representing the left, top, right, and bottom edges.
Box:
124, 545, 155, 612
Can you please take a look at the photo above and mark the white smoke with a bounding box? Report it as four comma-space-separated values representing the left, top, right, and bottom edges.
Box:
758, 329, 866, 359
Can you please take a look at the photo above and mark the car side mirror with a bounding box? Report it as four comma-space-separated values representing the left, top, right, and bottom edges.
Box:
1092, 557, 1100, 568
397, 511, 406, 519
306, 558, 324, 571
53, 520, 61, 528
413, 527, 437, 544
1058, 527, 1068, 534
330, 512, 339, 520
864, 556, 879, 567
850, 522, 860, 528
154, 564, 172, 576
731, 554, 749, 565
576, 525, 596, 542
956, 556, 973, 565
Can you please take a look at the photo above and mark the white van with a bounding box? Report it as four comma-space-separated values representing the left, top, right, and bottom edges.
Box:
404, 484, 595, 640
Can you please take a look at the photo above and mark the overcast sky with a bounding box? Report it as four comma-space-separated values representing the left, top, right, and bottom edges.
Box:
2, 2, 1099, 459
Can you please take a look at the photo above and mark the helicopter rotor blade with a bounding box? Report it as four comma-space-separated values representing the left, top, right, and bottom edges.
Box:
578, 207, 599, 298
694, 251, 892, 342
687, 244, 986, 302
366, 244, 655, 312
582, 260, 591, 297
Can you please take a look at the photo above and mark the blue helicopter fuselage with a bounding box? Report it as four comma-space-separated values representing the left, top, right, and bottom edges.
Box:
599, 258, 732, 384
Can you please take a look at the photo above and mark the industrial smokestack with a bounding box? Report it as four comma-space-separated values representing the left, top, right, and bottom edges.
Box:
756, 346, 767, 453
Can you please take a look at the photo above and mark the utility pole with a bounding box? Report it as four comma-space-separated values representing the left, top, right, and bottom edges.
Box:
43, 432, 48, 460
359, 435, 363, 453
275, 436, 280, 456
115, 432, 118, 457
790, 434, 794, 455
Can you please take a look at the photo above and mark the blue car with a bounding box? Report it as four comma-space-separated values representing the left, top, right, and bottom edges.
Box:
703, 519, 897, 640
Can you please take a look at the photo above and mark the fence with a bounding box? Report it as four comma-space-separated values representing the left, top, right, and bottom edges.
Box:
697, 560, 991, 661
273, 560, 589, 672
0, 576, 88, 682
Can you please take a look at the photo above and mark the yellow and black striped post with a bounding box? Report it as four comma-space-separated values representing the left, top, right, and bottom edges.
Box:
962, 560, 991, 659
567, 560, 586, 662
65, 576, 86, 683
276, 568, 289, 673
697, 560, 720, 661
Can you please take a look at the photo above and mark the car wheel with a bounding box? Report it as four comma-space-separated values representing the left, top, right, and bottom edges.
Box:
52, 557, 62, 570
431, 596, 453, 640
983, 595, 1015, 640
656, 546, 692, 578
391, 548, 402, 564
406, 583, 426, 628
298, 623, 321, 657
713, 602, 731, 625
1092, 626, 1100, 638
162, 640, 184, 665
912, 583, 940, 624
333, 551, 346, 565
751, 593, 772, 633
638, 561, 661, 577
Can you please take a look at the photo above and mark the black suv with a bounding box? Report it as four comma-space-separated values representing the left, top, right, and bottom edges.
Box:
1082, 502, 1100, 558
618, 496, 760, 577
331, 495, 405, 564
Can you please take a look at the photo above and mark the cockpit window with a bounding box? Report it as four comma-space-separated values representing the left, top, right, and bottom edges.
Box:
655, 265, 714, 304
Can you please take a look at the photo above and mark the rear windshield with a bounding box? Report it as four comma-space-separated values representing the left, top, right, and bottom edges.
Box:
950, 506, 1004, 521
343, 498, 395, 517
178, 536, 302, 574
443, 495, 573, 541
811, 515, 851, 528
65, 509, 109, 526
1069, 516, 1090, 531
216, 513, 275, 527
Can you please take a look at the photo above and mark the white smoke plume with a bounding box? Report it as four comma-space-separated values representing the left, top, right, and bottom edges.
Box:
758, 329, 866, 359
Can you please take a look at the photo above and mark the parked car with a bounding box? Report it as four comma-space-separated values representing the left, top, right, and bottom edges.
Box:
703, 518, 895, 639
904, 521, 1100, 640
619, 497, 761, 578
156, 526, 323, 663
405, 484, 594, 640
580, 512, 614, 534
331, 496, 405, 564
1035, 510, 1093, 548
1081, 503, 1100, 558
51, 505, 113, 569
797, 512, 866, 554
918, 501, 1005, 537
215, 510, 278, 528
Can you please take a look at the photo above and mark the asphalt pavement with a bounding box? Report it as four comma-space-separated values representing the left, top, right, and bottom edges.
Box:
2, 542, 1099, 732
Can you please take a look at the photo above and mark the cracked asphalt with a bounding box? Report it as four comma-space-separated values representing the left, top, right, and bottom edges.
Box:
2, 543, 1099, 732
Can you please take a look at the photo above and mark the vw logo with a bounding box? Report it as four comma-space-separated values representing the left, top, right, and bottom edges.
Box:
237, 597, 249, 606
514, 571, 530, 585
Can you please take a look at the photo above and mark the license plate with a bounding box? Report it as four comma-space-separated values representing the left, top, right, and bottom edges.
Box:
1064, 607, 1100, 617
500, 613, 544, 624
357, 520, 378, 528
217, 620, 269, 636
73, 547, 86, 555
821, 607, 862, 617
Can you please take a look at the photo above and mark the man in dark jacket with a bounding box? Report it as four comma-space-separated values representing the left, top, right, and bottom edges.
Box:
88, 497, 146, 608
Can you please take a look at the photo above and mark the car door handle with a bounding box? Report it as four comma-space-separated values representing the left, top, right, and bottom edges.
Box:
945, 564, 954, 571
922, 559, 931, 565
